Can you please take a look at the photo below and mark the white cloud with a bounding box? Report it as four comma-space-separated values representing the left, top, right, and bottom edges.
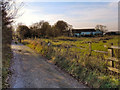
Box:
15, 2, 118, 31
65, 2, 118, 30
108, 2, 118, 8
15, 0, 119, 2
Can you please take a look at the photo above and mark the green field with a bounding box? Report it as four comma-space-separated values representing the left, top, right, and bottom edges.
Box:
22, 35, 120, 88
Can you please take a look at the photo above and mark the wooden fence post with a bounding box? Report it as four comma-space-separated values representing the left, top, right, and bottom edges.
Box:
108, 48, 114, 67
89, 42, 92, 56
104, 46, 120, 73
59, 45, 62, 52
47, 41, 51, 53
67, 45, 69, 52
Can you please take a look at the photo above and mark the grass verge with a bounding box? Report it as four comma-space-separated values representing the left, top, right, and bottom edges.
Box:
22, 36, 120, 88
2, 45, 13, 88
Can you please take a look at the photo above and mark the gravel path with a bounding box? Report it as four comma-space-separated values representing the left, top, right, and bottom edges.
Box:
9, 42, 88, 88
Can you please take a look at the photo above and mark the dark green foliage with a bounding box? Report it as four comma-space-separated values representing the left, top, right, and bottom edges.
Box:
41, 22, 52, 37
22, 20, 71, 39
29, 21, 52, 38
17, 25, 31, 39
54, 20, 69, 35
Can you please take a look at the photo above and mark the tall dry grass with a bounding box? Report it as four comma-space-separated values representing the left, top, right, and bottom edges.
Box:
22, 38, 120, 88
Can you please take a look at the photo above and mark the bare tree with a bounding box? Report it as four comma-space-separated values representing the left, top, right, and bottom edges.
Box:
1, 0, 23, 88
1, 0, 23, 26
95, 24, 108, 33
68, 24, 73, 36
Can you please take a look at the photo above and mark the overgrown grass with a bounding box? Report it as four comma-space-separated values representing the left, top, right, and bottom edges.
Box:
2, 45, 13, 88
22, 35, 120, 88
2, 26, 13, 88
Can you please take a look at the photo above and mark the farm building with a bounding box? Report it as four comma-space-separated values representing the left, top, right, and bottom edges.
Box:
105, 31, 120, 35
72, 28, 103, 37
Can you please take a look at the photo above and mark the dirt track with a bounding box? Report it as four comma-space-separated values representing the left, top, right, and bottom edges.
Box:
9, 42, 88, 88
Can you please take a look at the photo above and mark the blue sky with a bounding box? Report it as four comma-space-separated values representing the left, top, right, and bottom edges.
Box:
15, 1, 118, 31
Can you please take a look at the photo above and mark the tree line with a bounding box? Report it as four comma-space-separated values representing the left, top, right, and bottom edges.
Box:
16, 20, 72, 39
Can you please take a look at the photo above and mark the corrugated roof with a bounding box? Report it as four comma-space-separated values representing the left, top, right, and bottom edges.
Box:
72, 29, 96, 33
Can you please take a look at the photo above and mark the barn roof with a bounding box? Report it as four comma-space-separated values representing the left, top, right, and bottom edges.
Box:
72, 29, 96, 33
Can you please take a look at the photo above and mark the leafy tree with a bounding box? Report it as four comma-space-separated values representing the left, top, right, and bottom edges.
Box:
41, 22, 51, 37
17, 25, 31, 39
30, 21, 46, 38
54, 20, 71, 35
30, 26, 37, 38
29, 20, 72, 38
30, 21, 52, 38
51, 26, 61, 37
